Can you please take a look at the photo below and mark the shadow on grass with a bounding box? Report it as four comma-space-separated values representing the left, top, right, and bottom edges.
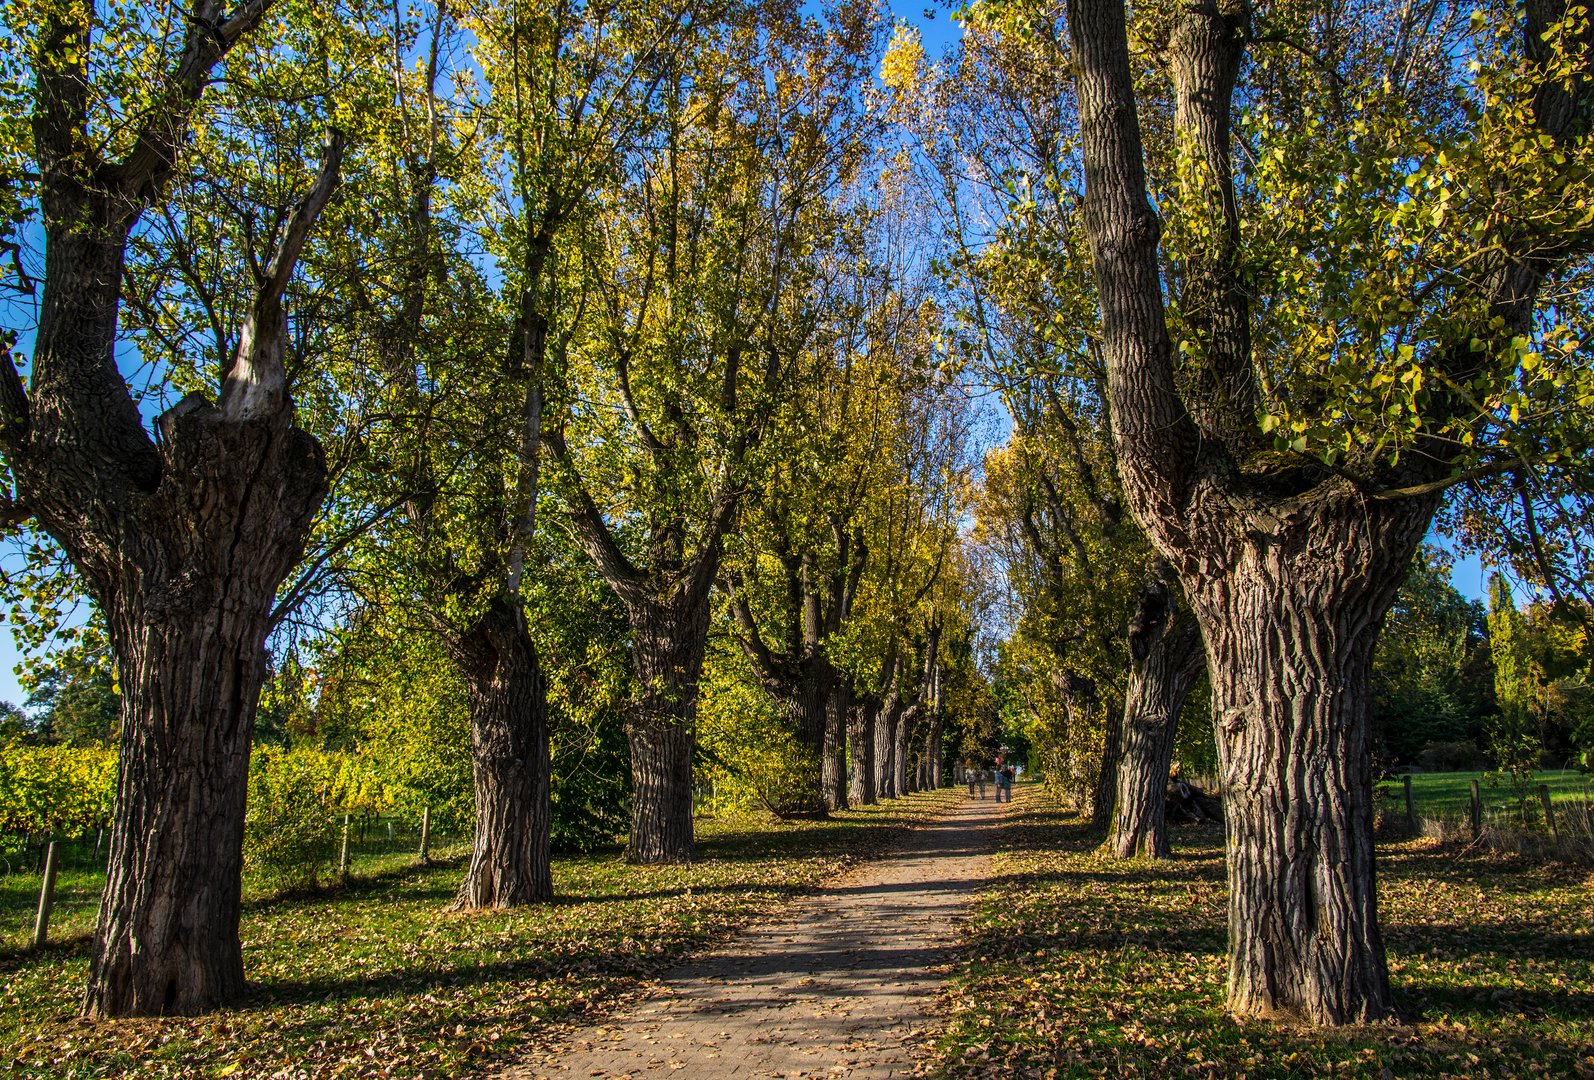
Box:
1402, 983, 1594, 1019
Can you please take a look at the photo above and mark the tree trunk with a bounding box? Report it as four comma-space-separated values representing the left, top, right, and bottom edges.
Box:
785, 662, 832, 816
823, 679, 849, 810
448, 593, 552, 907
1109, 610, 1204, 858
81, 407, 326, 1017
894, 707, 914, 795
1092, 696, 1125, 827
874, 691, 900, 799
847, 695, 876, 805
624, 594, 710, 863
927, 710, 944, 788
1187, 491, 1434, 1024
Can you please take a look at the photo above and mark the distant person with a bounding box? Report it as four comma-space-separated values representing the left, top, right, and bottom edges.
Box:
992, 759, 1007, 803
965, 762, 978, 798
1001, 763, 1016, 801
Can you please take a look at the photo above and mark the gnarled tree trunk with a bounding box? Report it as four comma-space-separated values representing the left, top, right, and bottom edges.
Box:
17, 118, 341, 1015
84, 408, 325, 1017
448, 593, 552, 907
625, 591, 711, 863
1188, 491, 1433, 1023
1109, 584, 1205, 859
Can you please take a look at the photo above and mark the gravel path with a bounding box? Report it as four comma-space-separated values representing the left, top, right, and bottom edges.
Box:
502, 789, 1010, 1080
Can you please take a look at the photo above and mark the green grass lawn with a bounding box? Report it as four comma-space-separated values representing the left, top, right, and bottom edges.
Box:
928, 785, 1594, 1079
0, 788, 962, 1079
1377, 768, 1593, 821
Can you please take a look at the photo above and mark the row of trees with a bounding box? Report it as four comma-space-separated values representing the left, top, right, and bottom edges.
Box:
7, 0, 1594, 1040
884, 0, 1594, 1028
0, 0, 992, 1018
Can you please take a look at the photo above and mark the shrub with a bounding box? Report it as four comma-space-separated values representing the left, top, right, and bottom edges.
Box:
0, 742, 116, 840
243, 748, 392, 893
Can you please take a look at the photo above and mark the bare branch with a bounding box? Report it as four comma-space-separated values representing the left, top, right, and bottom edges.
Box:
221, 130, 344, 422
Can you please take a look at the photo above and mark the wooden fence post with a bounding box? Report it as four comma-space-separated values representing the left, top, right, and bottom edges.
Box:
1403, 775, 1416, 832
419, 806, 431, 863
338, 814, 352, 881
33, 840, 59, 949
1470, 778, 1483, 840
1539, 784, 1557, 837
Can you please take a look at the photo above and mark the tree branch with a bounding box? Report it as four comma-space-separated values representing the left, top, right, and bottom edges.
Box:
221, 130, 344, 422
110, 0, 279, 202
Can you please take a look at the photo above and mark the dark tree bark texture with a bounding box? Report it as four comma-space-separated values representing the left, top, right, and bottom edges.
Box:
624, 590, 712, 863
448, 594, 552, 907
16, 15, 340, 1011
846, 694, 877, 805
1058, 0, 1578, 1025
1108, 580, 1205, 859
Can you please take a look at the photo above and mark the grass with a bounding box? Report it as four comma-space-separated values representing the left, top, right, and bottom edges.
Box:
0, 823, 464, 953
926, 783, 1594, 1079
0, 788, 962, 1079
1377, 769, 1593, 821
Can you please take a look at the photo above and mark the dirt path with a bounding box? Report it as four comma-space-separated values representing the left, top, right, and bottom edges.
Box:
501, 788, 1010, 1080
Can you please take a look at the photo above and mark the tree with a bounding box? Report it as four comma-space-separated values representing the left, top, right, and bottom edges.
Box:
724, 222, 950, 812
1064, 0, 1594, 1024
2, 0, 345, 1014
1371, 550, 1495, 765
544, 1, 882, 861
892, 12, 1205, 846
1107, 567, 1204, 858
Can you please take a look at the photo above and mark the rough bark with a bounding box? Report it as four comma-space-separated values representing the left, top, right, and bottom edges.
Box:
83, 409, 324, 1017
823, 679, 850, 810
1064, 0, 1458, 1025
447, 594, 552, 907
893, 705, 915, 795
17, 37, 339, 1009
624, 590, 712, 863
1193, 491, 1434, 1022
874, 688, 900, 800
846, 692, 877, 805
1091, 695, 1124, 827
1109, 583, 1206, 859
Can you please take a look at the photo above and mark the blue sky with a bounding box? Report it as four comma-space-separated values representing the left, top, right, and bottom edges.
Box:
0, 1, 1507, 709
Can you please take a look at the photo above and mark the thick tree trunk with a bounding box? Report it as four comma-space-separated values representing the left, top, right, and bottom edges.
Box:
1186, 491, 1434, 1024
874, 691, 901, 799
775, 664, 832, 817
1109, 611, 1204, 858
80, 408, 326, 1017
19, 41, 339, 1015
624, 594, 710, 863
823, 680, 849, 810
846, 695, 876, 805
449, 593, 552, 907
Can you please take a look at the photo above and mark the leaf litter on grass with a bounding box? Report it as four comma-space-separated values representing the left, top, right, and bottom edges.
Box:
1, 789, 964, 1079
923, 789, 1594, 1080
